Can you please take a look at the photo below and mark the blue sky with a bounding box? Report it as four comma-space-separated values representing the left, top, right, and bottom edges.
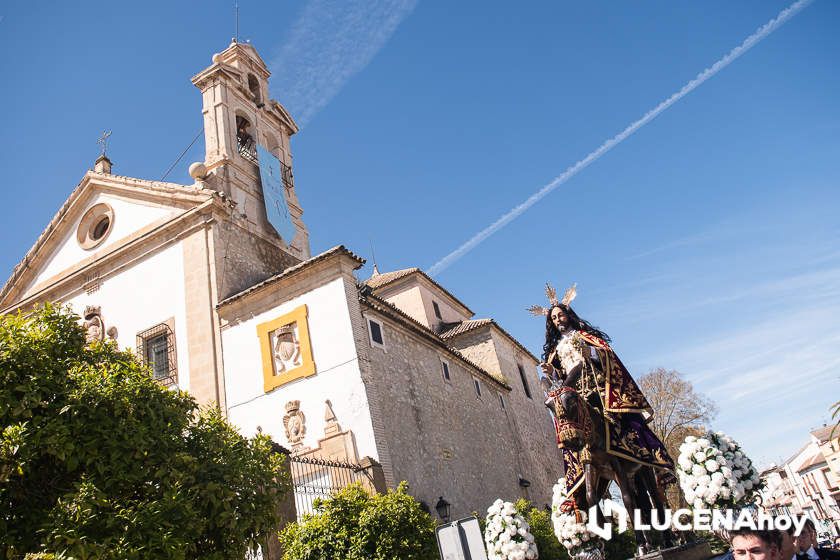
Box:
1, 1, 838, 467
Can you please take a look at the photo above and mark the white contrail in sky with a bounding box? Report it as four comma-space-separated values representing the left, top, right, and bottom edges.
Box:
270, 0, 418, 127
428, 0, 814, 277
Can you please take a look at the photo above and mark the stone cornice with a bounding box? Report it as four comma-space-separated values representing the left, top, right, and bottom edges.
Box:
221, 42, 271, 78
217, 245, 365, 313
267, 101, 299, 135
1, 197, 226, 314
191, 63, 241, 92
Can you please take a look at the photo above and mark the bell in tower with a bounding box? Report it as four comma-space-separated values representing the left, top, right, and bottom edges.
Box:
191, 40, 309, 261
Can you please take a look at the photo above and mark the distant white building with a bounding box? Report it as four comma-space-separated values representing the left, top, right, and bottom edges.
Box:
0, 40, 560, 519
759, 426, 840, 537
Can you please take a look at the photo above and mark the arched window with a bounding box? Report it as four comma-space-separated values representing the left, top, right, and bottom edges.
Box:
235, 115, 257, 162
248, 74, 262, 105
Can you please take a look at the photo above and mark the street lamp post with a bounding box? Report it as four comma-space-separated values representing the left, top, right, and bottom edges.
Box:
435, 496, 451, 523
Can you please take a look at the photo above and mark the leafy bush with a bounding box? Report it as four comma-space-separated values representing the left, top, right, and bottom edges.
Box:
278, 481, 437, 560
0, 304, 288, 559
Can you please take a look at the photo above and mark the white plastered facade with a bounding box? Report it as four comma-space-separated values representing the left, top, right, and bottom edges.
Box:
28, 192, 179, 292
220, 274, 378, 461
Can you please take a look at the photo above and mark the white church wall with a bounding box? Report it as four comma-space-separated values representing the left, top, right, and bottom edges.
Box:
58, 241, 191, 390
29, 192, 180, 294
220, 276, 378, 461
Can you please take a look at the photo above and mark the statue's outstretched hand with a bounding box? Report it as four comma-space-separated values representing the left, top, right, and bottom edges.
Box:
539, 362, 555, 376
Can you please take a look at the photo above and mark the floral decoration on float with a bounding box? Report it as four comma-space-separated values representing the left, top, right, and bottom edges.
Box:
550, 482, 602, 560
484, 499, 539, 560
677, 431, 763, 510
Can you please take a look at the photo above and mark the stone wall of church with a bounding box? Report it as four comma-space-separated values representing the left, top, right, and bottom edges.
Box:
445, 325, 561, 507
486, 328, 562, 509
447, 328, 503, 377
212, 219, 300, 300
357, 309, 545, 519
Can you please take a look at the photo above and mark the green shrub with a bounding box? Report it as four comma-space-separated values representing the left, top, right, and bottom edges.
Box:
1, 304, 288, 559
278, 481, 437, 560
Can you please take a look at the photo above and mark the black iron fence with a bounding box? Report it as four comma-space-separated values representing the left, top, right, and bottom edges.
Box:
289, 455, 369, 517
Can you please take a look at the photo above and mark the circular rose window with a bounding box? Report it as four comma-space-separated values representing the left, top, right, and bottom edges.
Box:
77, 203, 114, 250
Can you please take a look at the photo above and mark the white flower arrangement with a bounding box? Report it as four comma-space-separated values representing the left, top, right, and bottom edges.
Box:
484, 499, 539, 560
550, 482, 602, 559
677, 431, 763, 510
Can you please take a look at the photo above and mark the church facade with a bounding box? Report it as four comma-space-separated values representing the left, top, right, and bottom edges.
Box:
1, 41, 560, 518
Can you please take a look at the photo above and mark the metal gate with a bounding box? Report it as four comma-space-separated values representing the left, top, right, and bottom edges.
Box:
289, 455, 369, 517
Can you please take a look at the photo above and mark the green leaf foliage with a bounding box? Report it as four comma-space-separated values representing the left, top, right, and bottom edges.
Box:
0, 304, 289, 559
278, 481, 437, 560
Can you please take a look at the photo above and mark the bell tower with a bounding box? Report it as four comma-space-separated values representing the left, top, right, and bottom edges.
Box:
191, 40, 310, 259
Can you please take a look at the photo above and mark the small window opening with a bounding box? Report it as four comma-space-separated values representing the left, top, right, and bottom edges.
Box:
473, 378, 482, 397
146, 334, 169, 380
441, 360, 450, 381
137, 323, 177, 386
248, 74, 262, 105
76, 203, 114, 250
91, 216, 110, 241
432, 301, 442, 320
518, 364, 532, 399
499, 393, 506, 409
368, 319, 384, 347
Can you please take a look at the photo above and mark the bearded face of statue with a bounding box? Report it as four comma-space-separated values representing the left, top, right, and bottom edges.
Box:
551, 306, 569, 332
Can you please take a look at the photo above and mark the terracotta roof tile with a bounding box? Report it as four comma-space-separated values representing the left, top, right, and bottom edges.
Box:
796, 452, 826, 472
811, 425, 838, 443
440, 319, 539, 364
439, 319, 493, 339
364, 268, 419, 289
364, 267, 474, 316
